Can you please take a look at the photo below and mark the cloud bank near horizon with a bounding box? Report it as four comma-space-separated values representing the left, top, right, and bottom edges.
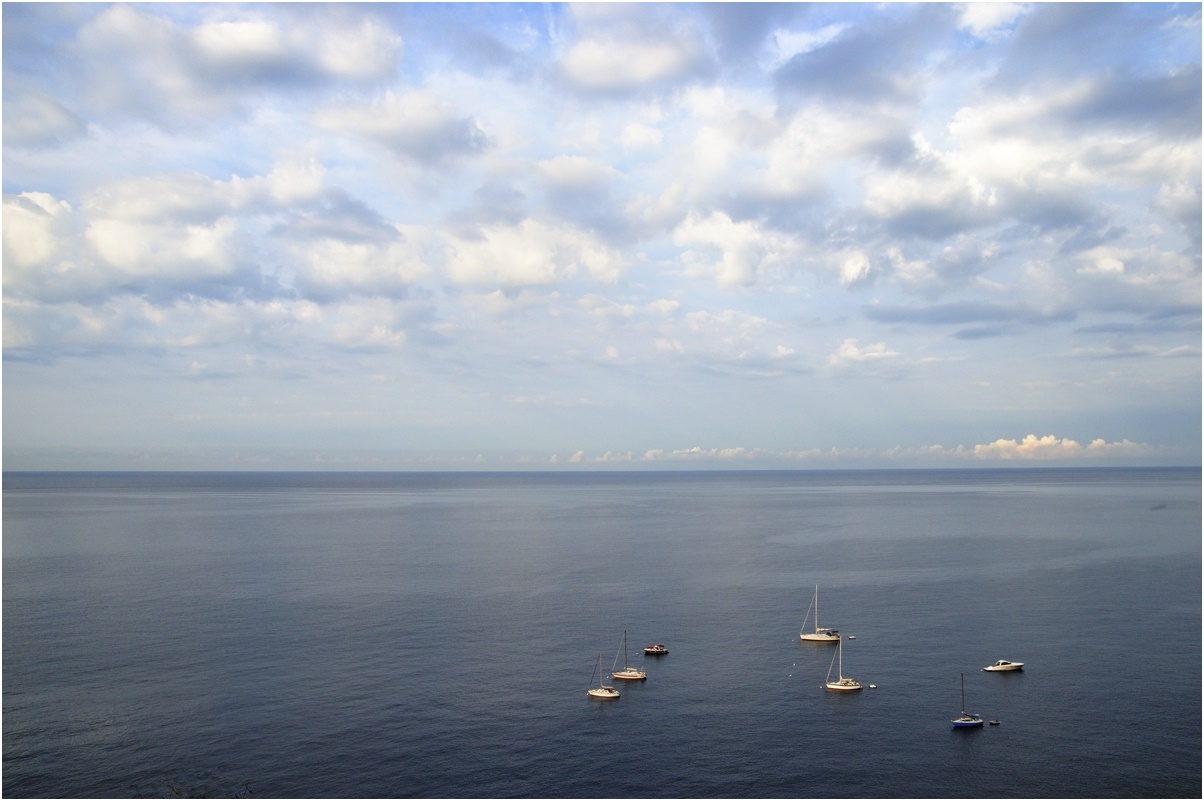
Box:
3, 3, 1200, 470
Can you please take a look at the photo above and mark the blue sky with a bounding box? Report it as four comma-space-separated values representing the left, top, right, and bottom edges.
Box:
3, 2, 1200, 470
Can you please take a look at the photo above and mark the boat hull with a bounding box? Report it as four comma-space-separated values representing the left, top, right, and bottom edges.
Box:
587, 687, 619, 699
983, 662, 1023, 671
825, 680, 863, 692
800, 632, 840, 643
643, 645, 668, 655
951, 717, 984, 728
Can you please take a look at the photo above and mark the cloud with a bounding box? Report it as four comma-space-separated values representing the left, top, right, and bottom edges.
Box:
953, 70, 1201, 147
69, 5, 401, 125
538, 155, 616, 191
537, 435, 1161, 467
443, 218, 627, 287
561, 38, 706, 93
774, 4, 958, 108
3, 290, 435, 365
460, 289, 562, 321
30, 176, 250, 300
682, 308, 772, 342
957, 2, 1028, 41
1067, 343, 1201, 360
87, 215, 239, 278
273, 190, 396, 246
325, 298, 409, 351
838, 251, 873, 285
642, 446, 766, 462
558, 5, 712, 94
991, 3, 1161, 89
673, 211, 801, 286
315, 90, 490, 165
3, 188, 251, 304
3, 91, 88, 148
888, 238, 1002, 293
577, 293, 636, 324
242, 150, 328, 209
621, 123, 663, 152
760, 23, 848, 71
861, 140, 1000, 240
1154, 182, 1203, 247
1067, 253, 1202, 322
4, 155, 424, 306
855, 58, 1200, 254
3, 192, 77, 273
701, 3, 804, 66
864, 301, 1073, 329
1067, 66, 1201, 138
290, 235, 430, 301
828, 338, 900, 366
535, 154, 629, 236
969, 434, 1153, 460
191, 13, 401, 82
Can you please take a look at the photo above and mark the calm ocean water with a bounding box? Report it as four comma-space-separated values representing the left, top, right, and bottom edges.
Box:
3, 468, 1200, 798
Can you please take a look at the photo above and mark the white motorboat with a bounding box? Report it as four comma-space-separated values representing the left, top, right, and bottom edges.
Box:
611, 630, 647, 681
587, 653, 620, 700
799, 584, 841, 643
824, 637, 862, 692
983, 660, 1024, 672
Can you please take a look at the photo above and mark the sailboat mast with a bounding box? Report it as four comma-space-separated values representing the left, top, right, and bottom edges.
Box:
960, 672, 966, 710
814, 584, 820, 633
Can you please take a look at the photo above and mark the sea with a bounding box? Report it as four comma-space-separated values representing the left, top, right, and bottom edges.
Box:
2, 468, 1200, 799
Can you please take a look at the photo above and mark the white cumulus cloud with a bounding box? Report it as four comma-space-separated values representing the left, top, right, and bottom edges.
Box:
561, 37, 706, 92
971, 434, 1153, 460
443, 219, 627, 287
674, 211, 799, 286
828, 339, 900, 366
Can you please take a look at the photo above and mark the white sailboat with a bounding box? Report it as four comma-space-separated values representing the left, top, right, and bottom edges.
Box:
611, 630, 647, 681
951, 672, 984, 727
799, 584, 840, 642
824, 636, 862, 691
587, 653, 620, 699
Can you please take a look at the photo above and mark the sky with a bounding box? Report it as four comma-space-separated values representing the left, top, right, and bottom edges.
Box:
2, 2, 1201, 471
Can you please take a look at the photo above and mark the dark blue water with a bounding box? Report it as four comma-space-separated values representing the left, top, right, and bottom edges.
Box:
4, 469, 1200, 798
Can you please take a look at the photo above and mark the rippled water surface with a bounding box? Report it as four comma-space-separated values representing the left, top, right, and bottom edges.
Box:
4, 469, 1200, 798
